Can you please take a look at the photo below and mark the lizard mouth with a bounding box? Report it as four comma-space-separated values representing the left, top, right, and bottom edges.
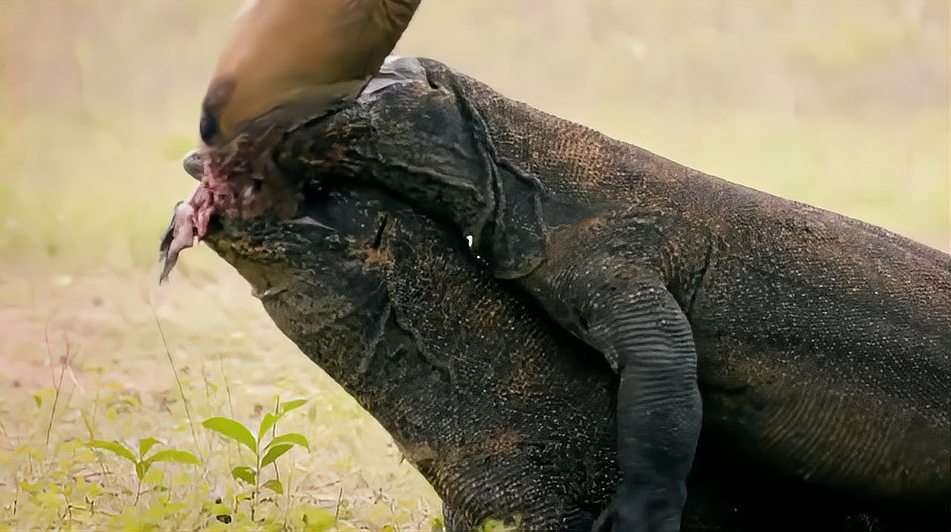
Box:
159, 141, 314, 282
160, 145, 389, 283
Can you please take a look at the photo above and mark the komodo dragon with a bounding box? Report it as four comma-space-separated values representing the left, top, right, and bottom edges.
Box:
237, 57, 948, 530
193, 188, 620, 531
165, 157, 933, 530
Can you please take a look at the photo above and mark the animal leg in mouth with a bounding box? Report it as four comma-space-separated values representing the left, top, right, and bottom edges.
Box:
159, 143, 300, 282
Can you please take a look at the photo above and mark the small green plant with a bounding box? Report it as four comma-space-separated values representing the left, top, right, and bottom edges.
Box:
85, 437, 200, 504
202, 398, 310, 521
478, 516, 523, 532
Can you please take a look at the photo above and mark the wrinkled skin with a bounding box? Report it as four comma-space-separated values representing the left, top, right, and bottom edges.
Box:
200, 189, 620, 530
260, 57, 950, 530
186, 183, 768, 531
177, 178, 924, 531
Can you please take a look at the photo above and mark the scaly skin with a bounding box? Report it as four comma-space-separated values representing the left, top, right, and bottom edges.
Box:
183, 183, 921, 532
269, 57, 951, 530
199, 189, 619, 531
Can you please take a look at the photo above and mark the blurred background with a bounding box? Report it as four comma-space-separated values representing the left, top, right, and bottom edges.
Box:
1, 0, 949, 528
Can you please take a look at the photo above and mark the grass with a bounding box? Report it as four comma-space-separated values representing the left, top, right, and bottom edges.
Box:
1, 1, 948, 529
1, 285, 442, 529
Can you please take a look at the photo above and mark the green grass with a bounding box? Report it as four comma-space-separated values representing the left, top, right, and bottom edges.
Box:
1, 1, 948, 529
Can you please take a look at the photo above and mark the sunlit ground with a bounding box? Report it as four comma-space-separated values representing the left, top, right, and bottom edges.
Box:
1, 1, 948, 529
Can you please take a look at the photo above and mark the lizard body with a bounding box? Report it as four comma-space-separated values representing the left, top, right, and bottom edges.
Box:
270, 57, 950, 530
187, 184, 930, 531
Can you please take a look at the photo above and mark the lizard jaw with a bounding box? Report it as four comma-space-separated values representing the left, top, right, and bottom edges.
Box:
159, 144, 252, 283
159, 131, 305, 283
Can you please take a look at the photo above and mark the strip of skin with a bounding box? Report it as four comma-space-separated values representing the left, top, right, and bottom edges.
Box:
262, 57, 950, 531
163, 173, 921, 531
159, 186, 214, 283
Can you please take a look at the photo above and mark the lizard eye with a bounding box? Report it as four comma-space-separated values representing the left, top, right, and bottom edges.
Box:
199, 109, 219, 144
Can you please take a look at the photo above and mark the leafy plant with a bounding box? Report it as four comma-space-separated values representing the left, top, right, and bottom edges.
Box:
202, 398, 310, 521
85, 437, 199, 503
478, 516, 523, 532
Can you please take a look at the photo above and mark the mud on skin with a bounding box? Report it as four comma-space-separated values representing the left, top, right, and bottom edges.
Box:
265, 57, 950, 531
166, 165, 935, 531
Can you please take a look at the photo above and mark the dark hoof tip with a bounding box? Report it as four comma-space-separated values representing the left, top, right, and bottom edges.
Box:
200, 110, 220, 145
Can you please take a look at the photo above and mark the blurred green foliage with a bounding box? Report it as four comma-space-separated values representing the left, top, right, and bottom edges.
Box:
1, 0, 947, 274
0, 1, 948, 529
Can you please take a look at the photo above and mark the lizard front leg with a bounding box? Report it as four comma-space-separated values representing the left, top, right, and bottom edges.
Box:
564, 270, 702, 532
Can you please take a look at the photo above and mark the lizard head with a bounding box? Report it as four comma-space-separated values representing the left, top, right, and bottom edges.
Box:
273, 56, 550, 280
166, 145, 399, 306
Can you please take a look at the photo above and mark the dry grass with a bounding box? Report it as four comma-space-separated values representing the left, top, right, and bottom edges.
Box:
1, 1, 948, 529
